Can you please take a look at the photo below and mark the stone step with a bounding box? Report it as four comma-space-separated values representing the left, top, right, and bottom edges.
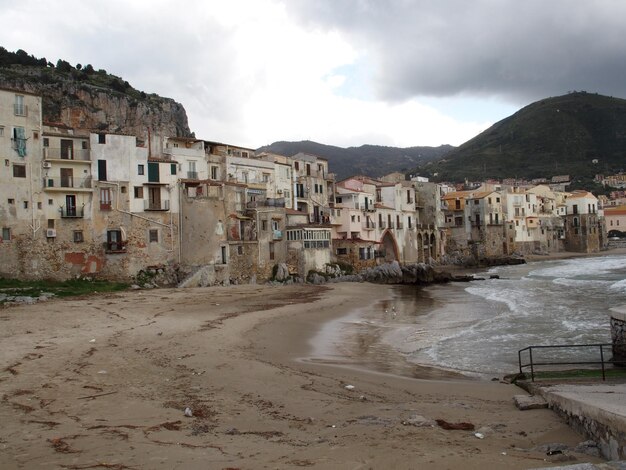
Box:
514, 394, 549, 410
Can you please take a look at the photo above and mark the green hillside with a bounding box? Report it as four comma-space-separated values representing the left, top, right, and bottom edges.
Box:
417, 92, 626, 183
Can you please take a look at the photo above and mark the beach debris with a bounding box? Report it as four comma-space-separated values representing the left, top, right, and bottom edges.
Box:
89, 339, 96, 343
97, 370, 107, 374
77, 391, 118, 400
435, 419, 475, 431
402, 415, 435, 427
359, 395, 367, 401
184, 407, 193, 417
474, 432, 485, 439
513, 394, 548, 410
574, 440, 600, 457
344, 384, 355, 390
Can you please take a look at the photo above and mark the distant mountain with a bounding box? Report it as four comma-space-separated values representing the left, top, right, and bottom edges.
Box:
0, 47, 192, 141
257, 140, 454, 180
416, 92, 626, 183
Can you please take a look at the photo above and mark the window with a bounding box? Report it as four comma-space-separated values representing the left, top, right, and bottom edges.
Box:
82, 141, 88, 150
23, 201, 28, 209
98, 160, 107, 181
237, 245, 243, 255
336, 197, 343, 203
73, 230, 84, 243
98, 133, 106, 144
187, 161, 197, 179
14, 95, 25, 116
149, 229, 158, 243
294, 161, 299, 171
7, 198, 14, 205
138, 164, 145, 176
48, 199, 53, 206
43, 137, 49, 147
496, 197, 500, 203
2, 228, 11, 241
269, 242, 275, 260
171, 163, 177, 175
13, 164, 26, 178
261, 220, 268, 231
100, 188, 112, 210
211, 166, 218, 180
37, 202, 42, 210
336, 248, 348, 255
262, 173, 270, 183
220, 246, 227, 264
48, 219, 55, 229
134, 186, 144, 198
106, 229, 124, 252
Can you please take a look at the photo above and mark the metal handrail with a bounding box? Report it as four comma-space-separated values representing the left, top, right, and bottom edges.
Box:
518, 343, 626, 382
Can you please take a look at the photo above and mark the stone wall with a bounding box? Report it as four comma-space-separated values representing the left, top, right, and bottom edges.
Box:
610, 309, 626, 363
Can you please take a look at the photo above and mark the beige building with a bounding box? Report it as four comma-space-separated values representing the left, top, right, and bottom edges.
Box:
0, 88, 44, 278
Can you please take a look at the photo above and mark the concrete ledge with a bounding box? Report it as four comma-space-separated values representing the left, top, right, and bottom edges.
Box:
610, 306, 626, 323
537, 384, 626, 461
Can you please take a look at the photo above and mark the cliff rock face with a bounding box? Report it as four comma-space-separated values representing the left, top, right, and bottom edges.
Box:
0, 66, 192, 144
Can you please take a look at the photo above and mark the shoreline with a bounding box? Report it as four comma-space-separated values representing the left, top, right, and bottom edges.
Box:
0, 282, 603, 468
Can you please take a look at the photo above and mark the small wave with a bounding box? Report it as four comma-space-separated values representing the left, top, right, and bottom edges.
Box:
610, 278, 626, 292
552, 278, 611, 288
529, 255, 626, 279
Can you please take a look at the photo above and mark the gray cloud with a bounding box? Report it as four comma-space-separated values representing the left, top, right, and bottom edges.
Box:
284, 0, 626, 104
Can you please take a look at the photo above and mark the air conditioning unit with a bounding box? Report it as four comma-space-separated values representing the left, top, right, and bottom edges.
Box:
42, 162, 52, 169
46, 228, 57, 238
277, 189, 283, 194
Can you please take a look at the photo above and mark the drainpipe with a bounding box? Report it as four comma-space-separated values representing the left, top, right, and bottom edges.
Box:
28, 159, 41, 237
178, 182, 183, 264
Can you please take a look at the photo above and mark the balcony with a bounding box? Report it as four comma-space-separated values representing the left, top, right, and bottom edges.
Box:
14, 104, 27, 116
44, 176, 92, 190
60, 206, 84, 218
379, 222, 387, 229
247, 197, 286, 208
273, 230, 283, 240
187, 171, 199, 179
363, 222, 376, 230
144, 199, 170, 211
43, 147, 90, 161
396, 222, 404, 229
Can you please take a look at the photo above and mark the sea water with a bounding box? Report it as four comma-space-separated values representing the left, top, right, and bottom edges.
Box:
310, 254, 626, 377
391, 254, 626, 376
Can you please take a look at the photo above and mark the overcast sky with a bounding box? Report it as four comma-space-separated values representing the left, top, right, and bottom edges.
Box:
2, 0, 625, 149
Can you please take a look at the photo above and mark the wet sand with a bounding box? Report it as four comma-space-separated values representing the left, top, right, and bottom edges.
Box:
0, 282, 602, 469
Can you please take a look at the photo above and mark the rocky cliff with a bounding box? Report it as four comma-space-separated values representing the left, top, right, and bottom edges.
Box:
0, 51, 192, 141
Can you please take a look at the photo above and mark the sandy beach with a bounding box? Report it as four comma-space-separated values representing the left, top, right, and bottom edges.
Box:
0, 281, 603, 469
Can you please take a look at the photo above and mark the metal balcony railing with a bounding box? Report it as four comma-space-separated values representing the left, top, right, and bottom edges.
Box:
144, 199, 170, 211
43, 176, 92, 189
60, 206, 84, 218
43, 147, 90, 161
187, 171, 199, 179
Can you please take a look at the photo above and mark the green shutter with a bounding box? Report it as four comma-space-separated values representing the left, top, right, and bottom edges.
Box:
148, 162, 160, 182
